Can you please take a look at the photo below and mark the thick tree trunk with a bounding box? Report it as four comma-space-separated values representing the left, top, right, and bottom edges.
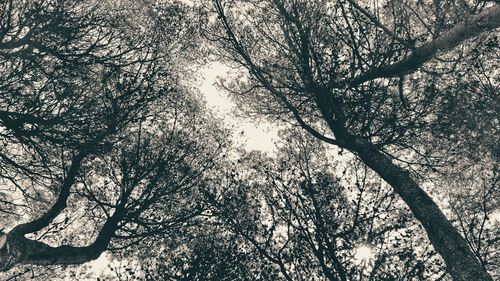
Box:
0, 234, 105, 271
213, 2, 499, 279
350, 139, 492, 281
0, 230, 111, 272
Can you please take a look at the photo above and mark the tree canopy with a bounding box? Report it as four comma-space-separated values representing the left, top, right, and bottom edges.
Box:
0, 0, 498, 280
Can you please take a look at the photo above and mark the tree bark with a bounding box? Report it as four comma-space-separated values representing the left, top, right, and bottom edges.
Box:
348, 138, 493, 281
1, 234, 104, 270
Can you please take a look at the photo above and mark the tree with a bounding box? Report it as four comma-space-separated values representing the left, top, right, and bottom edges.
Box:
137, 226, 261, 281
0, 0, 227, 273
206, 0, 499, 280
206, 129, 445, 280
445, 157, 499, 279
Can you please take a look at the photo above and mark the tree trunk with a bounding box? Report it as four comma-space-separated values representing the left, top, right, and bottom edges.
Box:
350, 139, 492, 281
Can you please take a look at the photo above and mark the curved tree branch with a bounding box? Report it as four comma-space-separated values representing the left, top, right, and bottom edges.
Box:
10, 153, 86, 236
0, 204, 125, 272
349, 3, 500, 86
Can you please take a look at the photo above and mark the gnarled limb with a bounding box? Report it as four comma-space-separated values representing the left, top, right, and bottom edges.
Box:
10, 153, 86, 236
0, 205, 124, 272
349, 3, 500, 86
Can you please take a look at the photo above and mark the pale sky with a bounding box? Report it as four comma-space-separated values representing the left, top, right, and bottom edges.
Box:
198, 62, 279, 154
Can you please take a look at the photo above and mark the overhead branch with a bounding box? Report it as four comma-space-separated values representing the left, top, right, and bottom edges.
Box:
0, 204, 125, 272
344, 0, 411, 48
10, 153, 86, 236
0, 111, 61, 127
349, 3, 500, 86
